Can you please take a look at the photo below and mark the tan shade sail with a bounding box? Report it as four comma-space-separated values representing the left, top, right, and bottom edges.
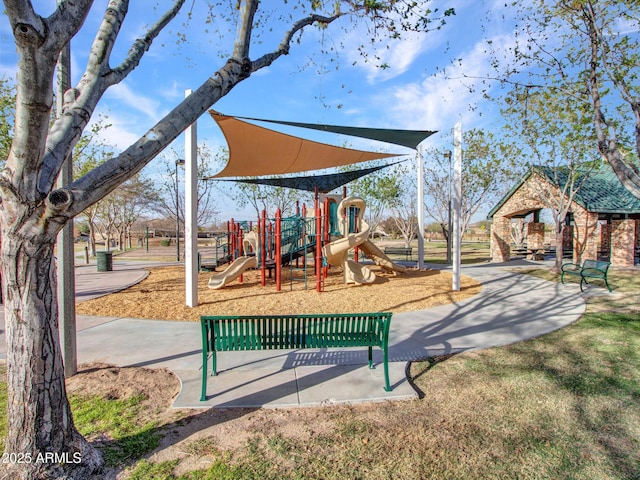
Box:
209, 111, 402, 178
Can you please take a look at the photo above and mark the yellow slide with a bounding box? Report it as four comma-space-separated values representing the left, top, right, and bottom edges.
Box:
322, 196, 405, 285
208, 231, 259, 289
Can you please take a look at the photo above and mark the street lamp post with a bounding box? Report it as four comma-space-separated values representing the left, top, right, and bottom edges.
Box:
175, 159, 185, 261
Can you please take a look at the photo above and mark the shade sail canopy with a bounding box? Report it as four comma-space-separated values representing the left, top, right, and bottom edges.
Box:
211, 161, 405, 193
234, 114, 437, 149
209, 111, 429, 178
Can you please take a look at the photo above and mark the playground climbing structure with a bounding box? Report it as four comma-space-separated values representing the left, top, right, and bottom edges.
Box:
323, 196, 406, 285
207, 194, 405, 291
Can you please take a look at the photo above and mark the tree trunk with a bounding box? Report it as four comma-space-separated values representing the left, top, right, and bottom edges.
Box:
552, 224, 565, 274
88, 222, 97, 258
1, 231, 102, 479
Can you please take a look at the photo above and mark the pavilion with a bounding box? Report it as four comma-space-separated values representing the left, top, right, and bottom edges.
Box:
488, 165, 640, 267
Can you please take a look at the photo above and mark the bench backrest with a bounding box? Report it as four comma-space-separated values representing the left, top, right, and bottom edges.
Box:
582, 259, 610, 272
201, 313, 392, 352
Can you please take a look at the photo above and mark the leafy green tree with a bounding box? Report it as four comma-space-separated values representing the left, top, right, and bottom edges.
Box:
347, 161, 403, 236
501, 84, 601, 271
231, 180, 306, 219
0, 3, 452, 477
485, 0, 640, 198
72, 118, 115, 257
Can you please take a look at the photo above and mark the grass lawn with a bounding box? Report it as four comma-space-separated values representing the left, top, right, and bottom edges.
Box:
1, 266, 638, 479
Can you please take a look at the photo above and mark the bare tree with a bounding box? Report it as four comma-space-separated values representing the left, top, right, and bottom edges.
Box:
423, 130, 517, 256
0, 2, 451, 477
231, 181, 305, 219
155, 145, 223, 228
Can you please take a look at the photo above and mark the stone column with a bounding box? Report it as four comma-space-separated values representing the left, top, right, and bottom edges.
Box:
573, 210, 599, 263
611, 219, 636, 267
491, 216, 511, 262
600, 223, 612, 258
526, 222, 545, 260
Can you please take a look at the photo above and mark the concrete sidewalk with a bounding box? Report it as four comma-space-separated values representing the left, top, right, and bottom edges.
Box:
1, 259, 588, 409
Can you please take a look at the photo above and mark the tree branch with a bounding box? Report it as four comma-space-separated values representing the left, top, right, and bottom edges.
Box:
66, 58, 247, 217
39, 0, 187, 197
110, 0, 186, 84
251, 12, 343, 71
582, 2, 640, 198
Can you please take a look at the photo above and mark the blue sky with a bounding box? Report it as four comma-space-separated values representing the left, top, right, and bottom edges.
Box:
1, 0, 515, 219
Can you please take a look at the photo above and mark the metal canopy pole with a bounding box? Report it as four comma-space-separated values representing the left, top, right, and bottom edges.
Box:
185, 89, 199, 307
452, 122, 463, 291
416, 146, 425, 270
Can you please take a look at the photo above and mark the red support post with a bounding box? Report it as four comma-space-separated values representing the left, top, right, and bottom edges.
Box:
315, 189, 323, 292
230, 218, 236, 259
275, 209, 282, 291
260, 210, 267, 286
238, 228, 244, 283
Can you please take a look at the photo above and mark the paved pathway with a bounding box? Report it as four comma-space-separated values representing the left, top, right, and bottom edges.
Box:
1, 259, 587, 409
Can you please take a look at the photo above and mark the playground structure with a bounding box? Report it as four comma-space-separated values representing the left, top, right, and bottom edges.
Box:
323, 196, 406, 284
206, 194, 407, 291
207, 231, 259, 289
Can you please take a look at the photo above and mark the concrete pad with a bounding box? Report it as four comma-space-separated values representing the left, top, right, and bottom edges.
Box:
76, 318, 201, 371
174, 361, 415, 409
294, 363, 415, 405
179, 368, 301, 408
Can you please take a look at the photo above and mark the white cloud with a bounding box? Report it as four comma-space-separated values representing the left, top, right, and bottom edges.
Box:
373, 32, 516, 139
88, 110, 142, 151
105, 82, 169, 122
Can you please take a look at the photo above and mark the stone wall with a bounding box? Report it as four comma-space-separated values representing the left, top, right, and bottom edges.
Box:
571, 208, 599, 263
490, 216, 511, 262
601, 223, 612, 256
527, 222, 545, 250
611, 219, 636, 267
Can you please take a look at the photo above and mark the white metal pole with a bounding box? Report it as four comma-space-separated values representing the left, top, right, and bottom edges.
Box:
185, 89, 198, 307
416, 146, 425, 270
452, 122, 462, 291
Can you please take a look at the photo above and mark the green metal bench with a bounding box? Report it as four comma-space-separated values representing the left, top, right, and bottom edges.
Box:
561, 259, 612, 292
200, 312, 393, 401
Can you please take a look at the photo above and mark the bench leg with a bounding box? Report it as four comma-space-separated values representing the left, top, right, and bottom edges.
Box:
368, 346, 373, 369
200, 351, 218, 402
383, 347, 391, 392
580, 277, 586, 292
201, 351, 209, 401
604, 277, 613, 293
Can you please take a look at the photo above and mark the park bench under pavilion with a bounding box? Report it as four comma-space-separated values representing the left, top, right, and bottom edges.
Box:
488, 165, 640, 267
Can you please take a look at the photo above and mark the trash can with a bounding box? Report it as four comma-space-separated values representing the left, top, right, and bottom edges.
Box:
96, 251, 113, 272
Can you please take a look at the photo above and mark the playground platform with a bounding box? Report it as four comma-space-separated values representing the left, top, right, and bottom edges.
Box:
0, 259, 588, 409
